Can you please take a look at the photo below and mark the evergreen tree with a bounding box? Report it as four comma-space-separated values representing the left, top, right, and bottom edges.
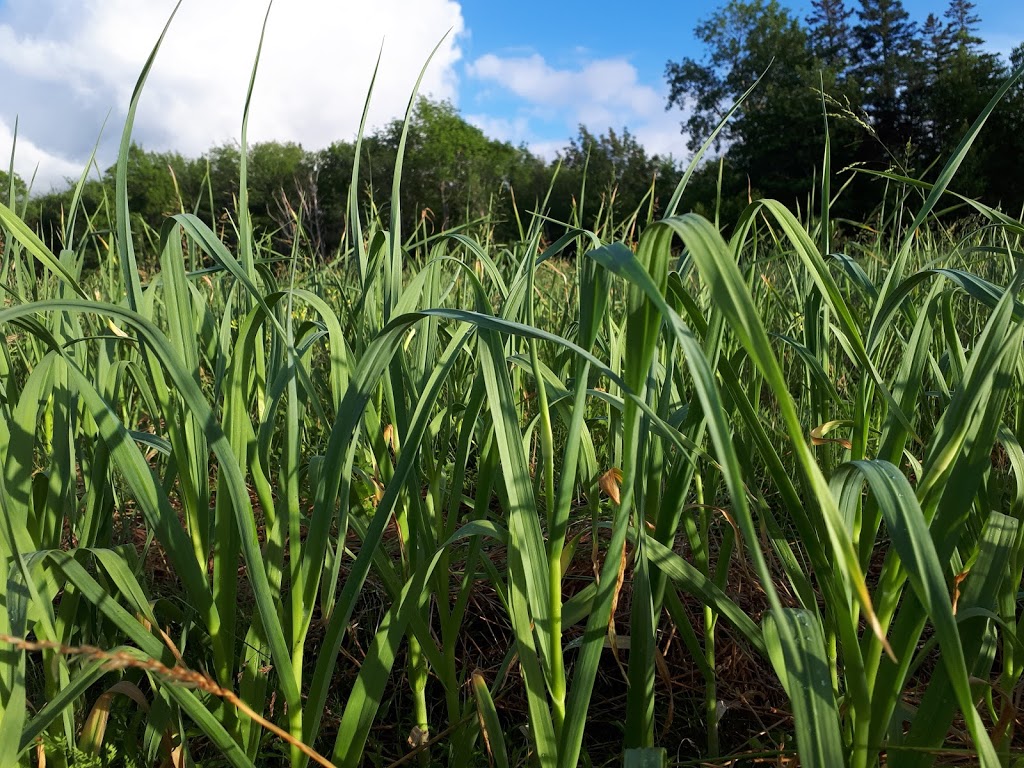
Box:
806, 0, 855, 72
665, 0, 823, 206
896, 0, 1006, 202
944, 0, 983, 53
920, 13, 953, 80
853, 0, 918, 149
904, 13, 951, 153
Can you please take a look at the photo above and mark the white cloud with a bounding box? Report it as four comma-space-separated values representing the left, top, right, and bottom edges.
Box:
632, 118, 690, 163
0, 0, 465, 191
466, 52, 689, 162
525, 139, 565, 162
0, 117, 86, 192
464, 113, 529, 144
468, 53, 659, 116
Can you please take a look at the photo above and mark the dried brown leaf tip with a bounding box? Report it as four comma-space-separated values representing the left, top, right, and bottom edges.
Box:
952, 568, 970, 616
79, 681, 151, 756
599, 467, 623, 505
607, 538, 629, 681
810, 420, 853, 451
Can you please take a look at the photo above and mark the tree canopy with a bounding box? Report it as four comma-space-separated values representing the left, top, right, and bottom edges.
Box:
0, 170, 28, 211
24, 97, 683, 260
18, 0, 1024, 257
665, 0, 1024, 218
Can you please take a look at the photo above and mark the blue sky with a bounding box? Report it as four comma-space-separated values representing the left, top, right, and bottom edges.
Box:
0, 0, 1020, 191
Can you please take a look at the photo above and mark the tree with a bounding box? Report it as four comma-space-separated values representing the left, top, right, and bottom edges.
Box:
665, 0, 826, 207
920, 13, 953, 79
847, 0, 921, 154
101, 143, 203, 231
944, 0, 983, 54
900, 0, 1004, 195
928, 47, 1008, 199
496, 143, 552, 243
852, 0, 918, 149
554, 126, 678, 233
806, 0, 855, 73
245, 141, 315, 244
0, 170, 29, 254
310, 98, 547, 251
367, 97, 535, 241
205, 142, 241, 228
376, 98, 522, 233
0, 170, 28, 211
900, 13, 942, 154
311, 139, 358, 254
308, 134, 397, 256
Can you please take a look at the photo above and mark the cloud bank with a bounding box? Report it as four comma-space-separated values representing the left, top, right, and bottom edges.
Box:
0, 0, 465, 191
466, 52, 687, 162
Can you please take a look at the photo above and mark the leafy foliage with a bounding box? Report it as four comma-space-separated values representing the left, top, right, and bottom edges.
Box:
665, 0, 1024, 218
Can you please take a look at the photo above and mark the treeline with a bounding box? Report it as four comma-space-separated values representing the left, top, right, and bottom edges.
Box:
8, 0, 1023, 259
13, 99, 681, 261
666, 0, 1024, 221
